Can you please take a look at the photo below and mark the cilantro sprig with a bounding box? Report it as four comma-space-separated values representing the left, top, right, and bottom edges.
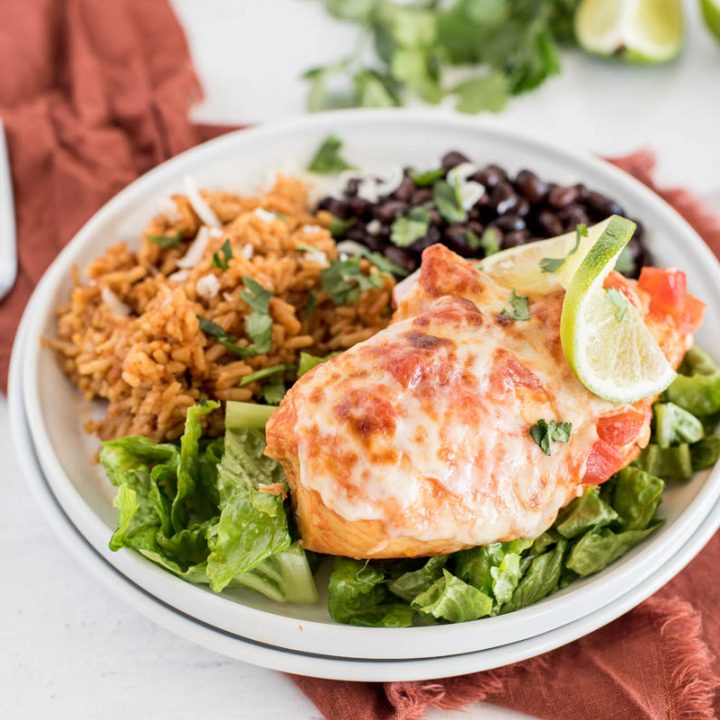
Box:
606, 288, 629, 321
146, 231, 182, 248
321, 257, 384, 305
212, 239, 233, 270
390, 207, 431, 248
540, 223, 588, 274
530, 419, 573, 456
305, 0, 577, 114
308, 135, 355, 174
500, 289, 531, 321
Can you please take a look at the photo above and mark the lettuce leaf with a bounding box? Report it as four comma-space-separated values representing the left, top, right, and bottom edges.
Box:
412, 569, 493, 622
612, 467, 664, 531
388, 556, 447, 602
328, 558, 415, 627
555, 487, 618, 539
566, 526, 657, 577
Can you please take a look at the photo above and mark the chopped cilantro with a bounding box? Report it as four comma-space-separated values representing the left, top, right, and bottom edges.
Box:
607, 288, 629, 321
500, 289, 531, 321
453, 73, 509, 114
390, 207, 431, 248
146, 232, 182, 248
358, 249, 410, 277
262, 375, 287, 405
433, 180, 466, 223
467, 227, 500, 256
540, 223, 587, 273
320, 257, 384, 305
410, 167, 445, 187
211, 238, 233, 270
530, 419, 573, 456
298, 351, 342, 377
240, 364, 292, 387
328, 216, 357, 238
197, 317, 256, 357
308, 135, 355, 174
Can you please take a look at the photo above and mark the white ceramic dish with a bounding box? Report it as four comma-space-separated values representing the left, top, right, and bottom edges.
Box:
10, 311, 720, 681
19, 110, 720, 661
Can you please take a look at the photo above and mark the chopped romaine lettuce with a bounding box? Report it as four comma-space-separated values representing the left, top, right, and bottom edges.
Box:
555, 487, 618, 539
612, 467, 664, 531
566, 526, 657, 577
412, 569, 494, 622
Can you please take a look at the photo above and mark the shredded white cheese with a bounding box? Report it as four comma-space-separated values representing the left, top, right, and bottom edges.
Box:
346, 165, 405, 204
253, 208, 276, 224
168, 270, 188, 283
447, 162, 479, 186
100, 288, 130, 317
184, 176, 220, 228
458, 181, 486, 211
336, 240, 368, 257
302, 224, 323, 235
303, 249, 329, 267
177, 226, 211, 269
241, 243, 254, 260
366, 220, 381, 235
196, 273, 220, 300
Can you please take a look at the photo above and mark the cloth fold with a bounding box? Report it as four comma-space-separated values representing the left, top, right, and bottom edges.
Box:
2, 3, 720, 719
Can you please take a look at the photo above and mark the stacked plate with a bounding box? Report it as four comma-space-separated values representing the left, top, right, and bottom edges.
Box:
10, 111, 720, 682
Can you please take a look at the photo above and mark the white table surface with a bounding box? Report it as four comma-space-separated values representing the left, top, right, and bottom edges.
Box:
2, 1, 719, 717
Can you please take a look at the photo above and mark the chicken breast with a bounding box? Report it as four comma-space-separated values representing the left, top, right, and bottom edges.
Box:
265, 245, 704, 559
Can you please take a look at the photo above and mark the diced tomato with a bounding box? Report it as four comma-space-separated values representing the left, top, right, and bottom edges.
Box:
596, 407, 650, 446
682, 294, 706, 333
582, 440, 633, 485
638, 267, 687, 317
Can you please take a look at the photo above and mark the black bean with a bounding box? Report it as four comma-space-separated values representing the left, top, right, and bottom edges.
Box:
428, 208, 443, 226
348, 196, 373, 219
444, 226, 473, 256
441, 150, 470, 170
491, 215, 526, 233
411, 188, 433, 205
502, 230, 531, 248
488, 182, 518, 214
514, 197, 530, 217
586, 191, 625, 218
384, 246, 417, 273
548, 185, 580, 209
362, 234, 385, 252
317, 197, 351, 219
475, 164, 508, 188
515, 170, 548, 204
630, 219, 645, 240
536, 210, 564, 237
467, 220, 484, 237
574, 183, 590, 202
373, 200, 408, 224
344, 178, 361, 198
394, 177, 416, 203
558, 204, 590, 229
346, 227, 369, 244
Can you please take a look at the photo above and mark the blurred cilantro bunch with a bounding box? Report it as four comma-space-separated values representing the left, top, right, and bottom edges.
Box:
304, 0, 579, 114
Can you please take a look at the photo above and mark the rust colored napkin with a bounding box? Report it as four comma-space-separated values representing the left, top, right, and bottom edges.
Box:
3, 3, 720, 719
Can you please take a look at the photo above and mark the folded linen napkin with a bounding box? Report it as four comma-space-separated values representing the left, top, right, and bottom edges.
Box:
1, 3, 719, 719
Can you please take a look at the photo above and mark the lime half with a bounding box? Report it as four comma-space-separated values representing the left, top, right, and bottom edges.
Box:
480, 218, 611, 296
560, 215, 676, 403
701, 0, 720, 40
575, 0, 684, 63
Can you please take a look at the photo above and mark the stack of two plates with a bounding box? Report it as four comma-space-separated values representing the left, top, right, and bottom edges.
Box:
10, 112, 720, 682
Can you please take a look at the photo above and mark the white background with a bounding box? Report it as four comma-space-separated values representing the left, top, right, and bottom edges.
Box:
2, 1, 719, 718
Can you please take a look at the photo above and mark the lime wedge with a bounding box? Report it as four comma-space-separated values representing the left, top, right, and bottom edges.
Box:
560, 215, 676, 403
701, 0, 720, 40
480, 218, 611, 296
575, 0, 684, 63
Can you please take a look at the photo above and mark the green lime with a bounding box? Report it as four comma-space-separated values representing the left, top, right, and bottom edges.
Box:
575, 0, 684, 63
701, 0, 720, 40
560, 215, 676, 403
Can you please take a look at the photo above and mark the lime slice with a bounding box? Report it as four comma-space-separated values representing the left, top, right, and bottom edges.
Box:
575, 0, 684, 63
701, 0, 720, 39
480, 218, 611, 296
560, 215, 676, 403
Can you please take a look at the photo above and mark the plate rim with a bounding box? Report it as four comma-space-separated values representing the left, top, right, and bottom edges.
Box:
18, 109, 720, 660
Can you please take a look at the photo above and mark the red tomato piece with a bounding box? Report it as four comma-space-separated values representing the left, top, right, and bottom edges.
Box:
582, 441, 631, 485
638, 267, 687, 317
596, 407, 650, 446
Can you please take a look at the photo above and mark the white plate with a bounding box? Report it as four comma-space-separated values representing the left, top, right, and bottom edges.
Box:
19, 110, 720, 661
10, 312, 720, 681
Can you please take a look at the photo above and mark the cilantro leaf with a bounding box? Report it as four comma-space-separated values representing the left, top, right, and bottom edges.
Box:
607, 288, 629, 321
390, 207, 431, 248
308, 135, 355, 174
500, 289, 530, 321
530, 419, 573, 456
358, 249, 410, 277
468, 227, 500, 256
410, 167, 445, 187
146, 232, 182, 248
262, 375, 287, 405
453, 73, 508, 114
433, 180, 466, 223
197, 317, 256, 357
240, 278, 275, 354
325, 0, 378, 23
354, 69, 401, 108
321, 258, 384, 305
240, 364, 292, 387
328, 216, 357, 238
304, 289, 317, 320
540, 223, 587, 273
212, 238, 233, 270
